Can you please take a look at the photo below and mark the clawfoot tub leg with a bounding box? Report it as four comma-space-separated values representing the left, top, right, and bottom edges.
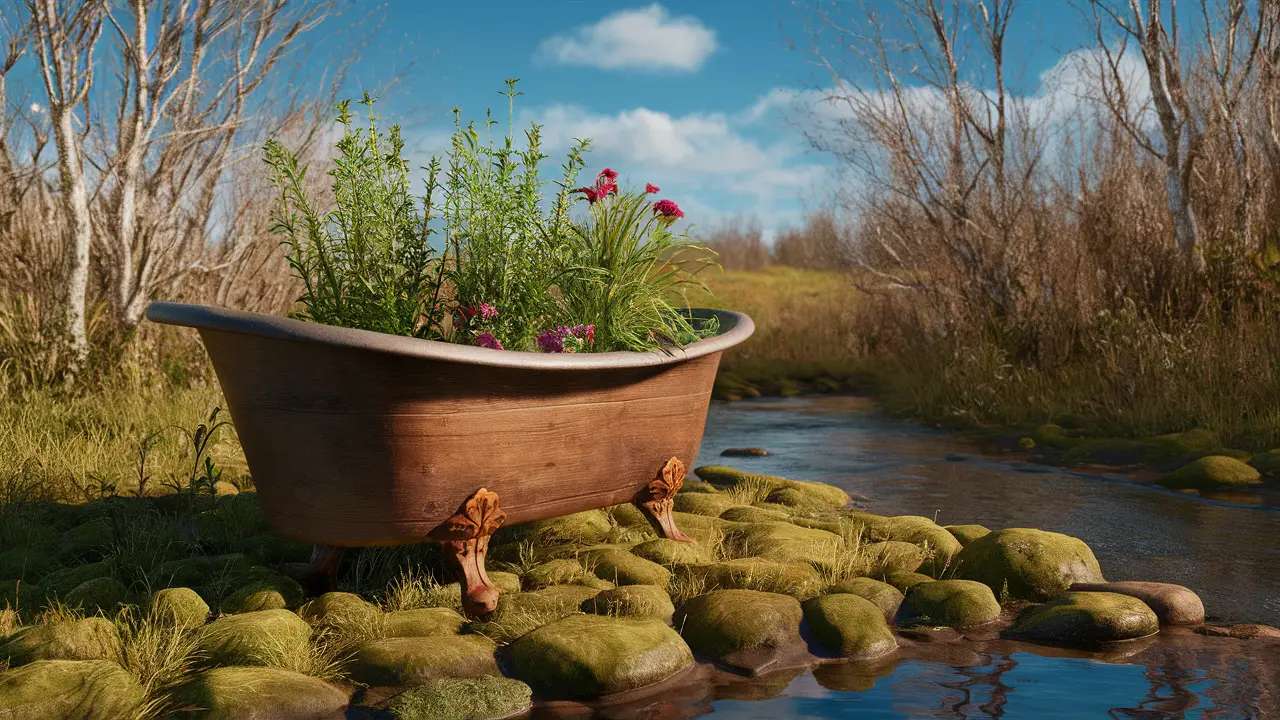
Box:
635, 457, 694, 543
281, 544, 346, 595
429, 488, 507, 618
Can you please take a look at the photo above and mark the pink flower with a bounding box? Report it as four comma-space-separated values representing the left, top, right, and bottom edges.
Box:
645, 183, 660, 194
584, 324, 595, 344
597, 181, 618, 197
479, 303, 498, 320
598, 168, 618, 181
475, 332, 503, 350
652, 199, 684, 221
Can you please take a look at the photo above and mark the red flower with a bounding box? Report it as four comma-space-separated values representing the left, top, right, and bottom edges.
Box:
575, 186, 600, 204
598, 168, 618, 181
597, 181, 618, 197
453, 305, 476, 329
645, 183, 660, 194
652, 199, 684, 220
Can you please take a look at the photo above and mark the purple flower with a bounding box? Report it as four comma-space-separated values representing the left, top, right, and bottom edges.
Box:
479, 303, 499, 320
537, 329, 565, 353
475, 332, 503, 350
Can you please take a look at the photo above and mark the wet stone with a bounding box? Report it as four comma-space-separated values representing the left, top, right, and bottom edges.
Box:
1006, 591, 1159, 647
1068, 581, 1204, 625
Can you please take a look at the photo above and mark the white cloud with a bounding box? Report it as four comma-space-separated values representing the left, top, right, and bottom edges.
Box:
536, 5, 717, 72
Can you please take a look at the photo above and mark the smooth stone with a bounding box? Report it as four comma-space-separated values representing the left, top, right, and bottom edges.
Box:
952, 528, 1104, 601
1068, 581, 1204, 625
174, 666, 349, 720
802, 594, 898, 658
1160, 456, 1262, 490
722, 522, 843, 564
386, 677, 533, 720
1194, 623, 1280, 640
583, 585, 675, 622
720, 448, 773, 457
0, 660, 143, 719
348, 634, 498, 687
944, 525, 991, 546
673, 492, 739, 517
508, 614, 693, 698
827, 578, 904, 623
63, 577, 129, 616
676, 559, 825, 600
1, 617, 121, 666
148, 587, 210, 629
579, 549, 670, 588
896, 580, 1002, 628
524, 559, 592, 589
197, 609, 312, 667
298, 591, 381, 630
383, 608, 466, 638
1006, 592, 1159, 646
220, 573, 304, 614
630, 538, 713, 566
673, 589, 803, 672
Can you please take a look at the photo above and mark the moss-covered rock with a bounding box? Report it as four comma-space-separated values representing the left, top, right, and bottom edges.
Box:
630, 538, 713, 566
197, 609, 312, 667
1248, 449, 1280, 477
879, 571, 935, 593
802, 594, 897, 658
386, 677, 532, 720
348, 633, 498, 687
944, 525, 991, 546
1068, 581, 1203, 625
508, 614, 693, 698
694, 466, 849, 510
234, 534, 314, 566
953, 528, 1104, 601
718, 505, 792, 524
872, 517, 962, 576
673, 492, 738, 517
0, 547, 59, 583
56, 519, 115, 562
0, 581, 46, 614
148, 587, 209, 629
579, 548, 670, 588
173, 666, 348, 719
1, 617, 121, 666
39, 560, 116, 595
523, 559, 593, 589
1006, 592, 1159, 646
488, 571, 523, 595
219, 573, 304, 614
677, 559, 824, 599
0, 660, 143, 719
1029, 424, 1083, 451
156, 554, 255, 590
1145, 429, 1221, 462
584, 585, 675, 623
764, 486, 837, 513
828, 578, 904, 623
857, 541, 926, 576
298, 591, 380, 632
668, 512, 733, 543
464, 587, 597, 644
607, 504, 650, 528
528, 510, 613, 545
1061, 438, 1150, 466
383, 608, 466, 638
896, 580, 1001, 628
674, 590, 803, 667
722, 522, 843, 564
1159, 455, 1262, 490
63, 577, 129, 616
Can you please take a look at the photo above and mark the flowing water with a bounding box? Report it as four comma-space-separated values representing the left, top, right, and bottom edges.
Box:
637, 396, 1280, 719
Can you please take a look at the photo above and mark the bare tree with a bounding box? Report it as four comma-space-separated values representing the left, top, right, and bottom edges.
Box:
28, 0, 105, 372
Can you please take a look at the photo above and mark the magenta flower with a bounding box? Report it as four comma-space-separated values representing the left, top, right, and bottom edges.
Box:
653, 199, 684, 221
479, 303, 499, 320
536, 329, 565, 353
598, 168, 618, 181
475, 332, 503, 350
645, 183, 660, 194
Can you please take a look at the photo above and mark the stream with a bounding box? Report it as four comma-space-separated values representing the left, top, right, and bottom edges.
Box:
653, 396, 1279, 719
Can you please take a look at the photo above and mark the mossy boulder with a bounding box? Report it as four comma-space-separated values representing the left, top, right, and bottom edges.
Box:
234, 534, 313, 566
1248, 449, 1280, 477
465, 587, 597, 644
1006, 592, 1159, 646
386, 677, 532, 720
348, 633, 498, 687
1159, 456, 1262, 490
528, 510, 613, 544
0, 547, 59, 583
383, 607, 466, 638
828, 578, 904, 623
1, 617, 121, 665
607, 503, 650, 528
722, 522, 843, 564
63, 577, 129, 616
673, 492, 739, 517
719, 505, 791, 524
857, 541, 926, 576
0, 581, 46, 614
39, 560, 116, 595
896, 580, 1001, 628
879, 571, 935, 593
148, 587, 209, 629
694, 466, 849, 510
677, 559, 824, 599
764, 486, 838, 513
668, 512, 733, 543
156, 554, 255, 589
298, 591, 381, 631
579, 548, 670, 588
1028, 424, 1083, 451
509, 614, 693, 698
1145, 429, 1221, 463
1068, 581, 1203, 625
802, 594, 897, 658
56, 519, 115, 562
630, 538, 713, 566
953, 528, 1104, 601
174, 666, 348, 719
219, 573, 304, 614
487, 571, 523, 595
872, 517, 962, 576
673, 590, 803, 669
584, 585, 675, 622
0, 660, 143, 719
197, 609, 312, 667
944, 525, 991, 546
524, 559, 593, 589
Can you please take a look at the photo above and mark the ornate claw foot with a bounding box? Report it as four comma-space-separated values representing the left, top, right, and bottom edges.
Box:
281, 544, 346, 596
635, 457, 694, 543
429, 488, 507, 618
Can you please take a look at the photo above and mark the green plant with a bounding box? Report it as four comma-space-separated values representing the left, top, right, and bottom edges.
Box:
265, 93, 448, 338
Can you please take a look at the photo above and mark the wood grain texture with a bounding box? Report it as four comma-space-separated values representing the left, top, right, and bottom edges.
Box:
197, 328, 729, 546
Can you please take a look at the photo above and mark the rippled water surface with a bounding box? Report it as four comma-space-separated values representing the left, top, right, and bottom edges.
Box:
662, 396, 1280, 720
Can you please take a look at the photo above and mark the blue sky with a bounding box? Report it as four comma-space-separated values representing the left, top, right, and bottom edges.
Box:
317, 1, 1090, 241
